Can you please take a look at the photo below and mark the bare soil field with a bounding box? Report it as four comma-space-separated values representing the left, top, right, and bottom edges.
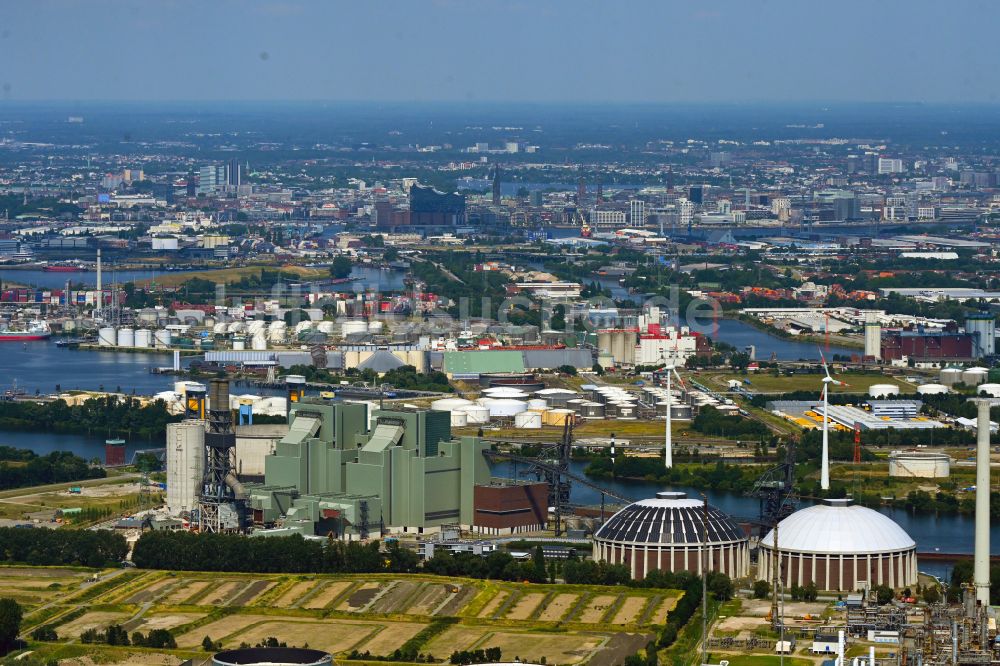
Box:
161, 580, 211, 605
274, 580, 319, 607
59, 654, 184, 666
235, 619, 379, 653
353, 621, 427, 656
486, 631, 606, 665
436, 584, 478, 616
476, 590, 508, 618
122, 577, 175, 605
406, 582, 451, 615
651, 595, 679, 624
371, 579, 420, 613
505, 592, 546, 620
301, 580, 353, 610
578, 594, 618, 623
130, 612, 205, 633
176, 614, 274, 648
611, 596, 649, 625
338, 581, 384, 611
423, 624, 490, 656
538, 592, 579, 622
199, 580, 241, 606
58, 611, 133, 638
230, 580, 275, 606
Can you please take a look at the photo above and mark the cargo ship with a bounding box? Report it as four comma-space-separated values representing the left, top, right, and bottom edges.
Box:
43, 265, 84, 272
0, 320, 51, 341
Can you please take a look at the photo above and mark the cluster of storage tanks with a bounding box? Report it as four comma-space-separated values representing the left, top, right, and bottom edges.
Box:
97, 326, 173, 349
431, 382, 702, 429
939, 366, 992, 387
211, 319, 384, 351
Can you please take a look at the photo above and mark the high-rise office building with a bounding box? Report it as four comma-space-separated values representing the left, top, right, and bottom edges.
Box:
198, 165, 225, 195
629, 199, 646, 228
226, 158, 242, 189
688, 185, 703, 204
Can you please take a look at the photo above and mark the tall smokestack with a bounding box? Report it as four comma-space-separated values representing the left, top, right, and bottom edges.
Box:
96, 248, 102, 295
974, 399, 992, 606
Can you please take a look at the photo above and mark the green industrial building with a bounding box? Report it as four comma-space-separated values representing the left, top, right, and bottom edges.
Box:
247, 400, 491, 538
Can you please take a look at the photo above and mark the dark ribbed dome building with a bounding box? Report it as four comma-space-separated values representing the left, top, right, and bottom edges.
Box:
592, 491, 750, 580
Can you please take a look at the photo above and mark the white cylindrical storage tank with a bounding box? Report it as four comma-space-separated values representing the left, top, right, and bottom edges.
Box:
566, 398, 588, 413
476, 397, 496, 408
342, 320, 368, 335
581, 402, 606, 419
232, 336, 246, 351
134, 329, 153, 348
247, 320, 265, 335
251, 332, 268, 350
963, 367, 989, 386
317, 321, 335, 334
294, 320, 313, 335
527, 399, 548, 410
154, 329, 172, 349
450, 410, 469, 427
459, 406, 490, 424
939, 367, 963, 386
868, 383, 900, 398
228, 322, 246, 334
917, 383, 949, 396
165, 420, 206, 516
368, 321, 384, 333
98, 326, 116, 347
514, 411, 542, 429
488, 399, 527, 417
616, 403, 637, 419
203, 316, 215, 329
483, 387, 529, 398
268, 328, 286, 344
268, 320, 284, 332
431, 398, 474, 412
889, 450, 951, 478
213, 323, 228, 335
977, 383, 1000, 398
116, 327, 135, 348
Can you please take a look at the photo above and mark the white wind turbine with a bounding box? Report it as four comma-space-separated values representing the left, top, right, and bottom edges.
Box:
819, 350, 847, 490
663, 362, 686, 469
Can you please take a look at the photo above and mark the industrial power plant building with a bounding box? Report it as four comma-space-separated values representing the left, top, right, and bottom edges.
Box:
161, 398, 550, 538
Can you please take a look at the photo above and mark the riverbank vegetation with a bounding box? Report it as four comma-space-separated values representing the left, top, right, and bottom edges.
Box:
0, 527, 127, 567
0, 395, 180, 441
0, 447, 105, 491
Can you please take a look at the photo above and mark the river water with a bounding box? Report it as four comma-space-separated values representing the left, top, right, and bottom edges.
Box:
0, 265, 406, 292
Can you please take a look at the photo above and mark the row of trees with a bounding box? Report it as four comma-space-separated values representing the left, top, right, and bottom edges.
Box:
0, 395, 180, 441
80, 623, 176, 649
691, 406, 770, 439
0, 528, 127, 568
132, 531, 416, 574
0, 447, 105, 491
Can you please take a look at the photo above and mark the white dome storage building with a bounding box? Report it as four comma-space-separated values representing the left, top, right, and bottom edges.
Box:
917, 383, 949, 396
758, 499, 917, 591
593, 491, 750, 580
486, 399, 527, 418
976, 383, 1000, 398
868, 384, 900, 398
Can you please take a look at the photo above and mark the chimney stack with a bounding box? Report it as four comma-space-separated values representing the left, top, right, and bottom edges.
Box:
973, 398, 992, 607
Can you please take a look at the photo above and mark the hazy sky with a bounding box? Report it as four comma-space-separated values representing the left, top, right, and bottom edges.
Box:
2, 0, 999, 103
